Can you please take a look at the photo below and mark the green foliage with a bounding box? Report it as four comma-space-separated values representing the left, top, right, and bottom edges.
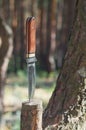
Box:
7, 56, 26, 73
38, 0, 48, 9
37, 70, 49, 77
17, 70, 26, 77
7, 70, 27, 88
7, 57, 15, 73
42, 84, 55, 93
11, 119, 20, 130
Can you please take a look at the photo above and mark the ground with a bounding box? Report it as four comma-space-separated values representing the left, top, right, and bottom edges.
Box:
1, 71, 57, 130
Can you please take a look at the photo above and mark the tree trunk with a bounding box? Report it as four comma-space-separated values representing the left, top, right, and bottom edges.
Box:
46, 0, 57, 72
12, 0, 18, 73
38, 0, 57, 73
20, 0, 25, 70
55, 0, 75, 68
43, 0, 86, 129
2, 0, 10, 23
21, 99, 43, 130
45, 0, 57, 73
0, 18, 13, 124
38, 0, 47, 71
30, 0, 37, 16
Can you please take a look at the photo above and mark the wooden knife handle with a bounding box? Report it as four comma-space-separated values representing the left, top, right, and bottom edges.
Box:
26, 17, 36, 56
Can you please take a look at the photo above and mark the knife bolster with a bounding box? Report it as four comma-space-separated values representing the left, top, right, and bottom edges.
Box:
26, 53, 35, 58
26, 57, 37, 64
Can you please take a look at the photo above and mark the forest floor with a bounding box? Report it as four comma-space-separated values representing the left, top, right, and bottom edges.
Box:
1, 71, 58, 130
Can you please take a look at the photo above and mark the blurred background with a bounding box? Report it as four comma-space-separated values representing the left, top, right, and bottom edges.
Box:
0, 0, 75, 129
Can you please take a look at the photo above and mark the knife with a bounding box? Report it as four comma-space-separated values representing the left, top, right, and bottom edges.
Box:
26, 17, 36, 101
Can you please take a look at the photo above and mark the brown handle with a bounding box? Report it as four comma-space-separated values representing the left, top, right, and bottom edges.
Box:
26, 17, 36, 56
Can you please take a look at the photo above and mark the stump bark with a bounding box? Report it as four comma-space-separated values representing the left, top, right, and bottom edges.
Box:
21, 99, 43, 130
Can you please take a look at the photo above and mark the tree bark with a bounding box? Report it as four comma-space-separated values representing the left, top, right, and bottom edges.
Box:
43, 0, 86, 129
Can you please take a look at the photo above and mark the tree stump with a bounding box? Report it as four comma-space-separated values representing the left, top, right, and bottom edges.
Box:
21, 99, 43, 130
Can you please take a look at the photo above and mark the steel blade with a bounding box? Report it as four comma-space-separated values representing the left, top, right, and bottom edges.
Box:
27, 62, 36, 101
